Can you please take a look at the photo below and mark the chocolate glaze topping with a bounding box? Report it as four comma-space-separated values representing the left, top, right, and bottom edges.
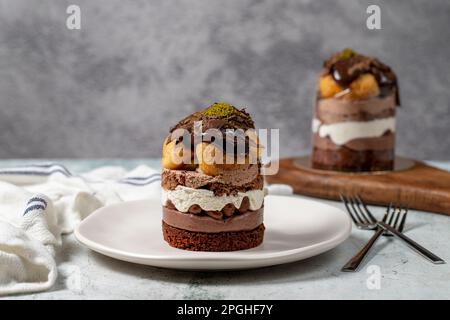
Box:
167, 102, 257, 156
323, 49, 400, 105
170, 102, 255, 133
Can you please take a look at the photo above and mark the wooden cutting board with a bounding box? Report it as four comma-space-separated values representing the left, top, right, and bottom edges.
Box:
265, 156, 450, 215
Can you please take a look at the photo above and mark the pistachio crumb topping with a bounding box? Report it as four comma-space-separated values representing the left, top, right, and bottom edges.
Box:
202, 102, 241, 118
340, 48, 357, 60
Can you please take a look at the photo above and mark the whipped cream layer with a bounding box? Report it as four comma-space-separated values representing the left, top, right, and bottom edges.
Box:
162, 185, 265, 213
312, 117, 395, 146
313, 131, 394, 151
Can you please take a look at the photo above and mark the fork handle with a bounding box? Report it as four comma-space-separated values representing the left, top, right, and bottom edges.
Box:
341, 227, 385, 272
378, 222, 445, 264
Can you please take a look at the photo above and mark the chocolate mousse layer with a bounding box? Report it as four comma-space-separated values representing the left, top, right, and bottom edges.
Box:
163, 206, 264, 233
316, 94, 396, 124
161, 165, 263, 196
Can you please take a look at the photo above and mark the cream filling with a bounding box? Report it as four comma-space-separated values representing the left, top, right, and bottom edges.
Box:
312, 118, 321, 133
161, 186, 265, 212
312, 117, 396, 145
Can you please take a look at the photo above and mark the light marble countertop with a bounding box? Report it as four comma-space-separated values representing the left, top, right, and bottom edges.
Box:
2, 159, 450, 300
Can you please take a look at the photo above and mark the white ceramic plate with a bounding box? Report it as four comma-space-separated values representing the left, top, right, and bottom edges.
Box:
75, 195, 351, 270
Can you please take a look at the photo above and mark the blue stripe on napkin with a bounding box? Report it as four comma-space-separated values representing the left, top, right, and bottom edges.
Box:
24, 204, 46, 215
27, 163, 72, 175
121, 173, 161, 181
0, 163, 73, 177
27, 196, 48, 208
119, 174, 161, 186
0, 162, 161, 186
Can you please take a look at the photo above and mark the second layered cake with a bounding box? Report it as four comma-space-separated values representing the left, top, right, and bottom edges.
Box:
161, 102, 265, 251
312, 49, 400, 172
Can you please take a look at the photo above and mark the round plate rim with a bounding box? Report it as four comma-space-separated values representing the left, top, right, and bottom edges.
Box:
74, 196, 352, 269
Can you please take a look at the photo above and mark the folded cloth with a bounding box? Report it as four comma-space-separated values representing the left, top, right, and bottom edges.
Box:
0, 163, 161, 296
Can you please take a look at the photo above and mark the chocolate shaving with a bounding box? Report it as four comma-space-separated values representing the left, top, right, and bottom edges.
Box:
206, 211, 223, 220
222, 204, 235, 217
239, 197, 250, 213
165, 200, 177, 210
188, 204, 202, 214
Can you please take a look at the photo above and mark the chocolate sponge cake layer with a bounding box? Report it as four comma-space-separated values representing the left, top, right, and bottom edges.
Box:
312, 146, 394, 172
162, 167, 263, 196
162, 221, 265, 251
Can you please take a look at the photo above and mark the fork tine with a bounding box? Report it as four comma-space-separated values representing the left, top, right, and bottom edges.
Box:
340, 194, 359, 225
355, 195, 377, 223
352, 196, 371, 223
383, 203, 392, 222
399, 207, 408, 232
387, 204, 397, 225
349, 196, 367, 224
392, 206, 402, 229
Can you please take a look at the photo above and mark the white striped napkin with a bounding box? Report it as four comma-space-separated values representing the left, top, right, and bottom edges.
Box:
0, 163, 161, 296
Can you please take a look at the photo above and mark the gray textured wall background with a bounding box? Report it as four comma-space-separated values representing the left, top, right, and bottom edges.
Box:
0, 0, 449, 159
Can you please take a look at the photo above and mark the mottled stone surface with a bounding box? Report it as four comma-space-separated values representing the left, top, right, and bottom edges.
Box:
0, 0, 449, 159
1, 159, 450, 300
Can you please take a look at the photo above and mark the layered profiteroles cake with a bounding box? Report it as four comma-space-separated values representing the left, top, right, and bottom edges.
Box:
312, 49, 400, 172
160, 102, 265, 251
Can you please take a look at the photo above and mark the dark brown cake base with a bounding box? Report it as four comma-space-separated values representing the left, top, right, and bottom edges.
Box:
312, 147, 394, 172
162, 221, 265, 251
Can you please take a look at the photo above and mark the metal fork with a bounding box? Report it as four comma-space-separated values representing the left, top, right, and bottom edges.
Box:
341, 195, 445, 272
341, 196, 407, 272
342, 195, 404, 237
